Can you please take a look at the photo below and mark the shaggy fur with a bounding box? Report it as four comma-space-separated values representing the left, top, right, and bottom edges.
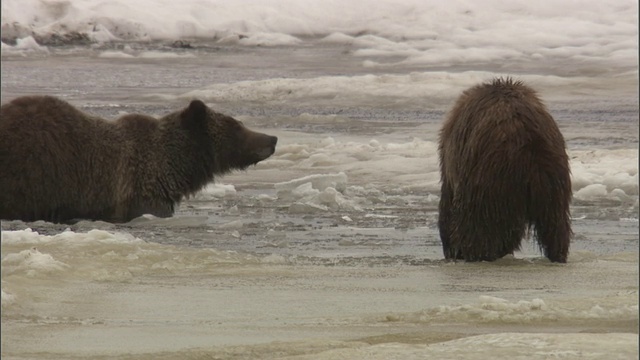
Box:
0, 96, 277, 223
438, 78, 572, 263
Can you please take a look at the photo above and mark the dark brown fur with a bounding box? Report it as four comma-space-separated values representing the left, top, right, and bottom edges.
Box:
0, 96, 277, 223
438, 78, 572, 263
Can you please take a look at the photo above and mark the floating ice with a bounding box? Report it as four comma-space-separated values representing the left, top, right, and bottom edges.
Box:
1, 247, 70, 276
1, 228, 144, 245
14, 36, 48, 51
570, 149, 639, 202
384, 295, 638, 325
193, 183, 237, 201
574, 184, 608, 201
275, 172, 348, 199
98, 50, 196, 59
277, 333, 638, 360
1, 35, 49, 55
0, 229, 262, 286
274, 172, 364, 212
1, 290, 16, 308
98, 50, 135, 59
218, 220, 243, 230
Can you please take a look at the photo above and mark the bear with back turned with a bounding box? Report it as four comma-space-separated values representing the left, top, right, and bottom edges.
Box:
438, 78, 572, 263
0, 96, 277, 223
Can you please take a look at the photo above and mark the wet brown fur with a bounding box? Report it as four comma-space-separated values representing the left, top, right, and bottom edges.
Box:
438, 78, 572, 263
0, 96, 277, 223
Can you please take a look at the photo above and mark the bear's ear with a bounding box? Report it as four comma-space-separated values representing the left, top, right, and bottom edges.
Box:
181, 99, 208, 128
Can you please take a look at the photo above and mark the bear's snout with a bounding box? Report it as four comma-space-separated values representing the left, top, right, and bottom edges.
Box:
256, 135, 278, 160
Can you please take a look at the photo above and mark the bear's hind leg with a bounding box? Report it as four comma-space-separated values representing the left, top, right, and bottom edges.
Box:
438, 181, 463, 260
456, 195, 527, 262
532, 205, 571, 263
462, 223, 525, 262
530, 173, 572, 263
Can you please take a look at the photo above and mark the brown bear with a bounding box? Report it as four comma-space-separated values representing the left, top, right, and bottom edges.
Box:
0, 96, 277, 223
438, 77, 572, 263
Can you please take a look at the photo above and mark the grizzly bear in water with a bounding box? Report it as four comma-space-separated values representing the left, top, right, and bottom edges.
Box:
0, 96, 277, 223
438, 78, 572, 263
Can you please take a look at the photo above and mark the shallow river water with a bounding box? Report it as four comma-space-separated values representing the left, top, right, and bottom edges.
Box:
1, 42, 638, 359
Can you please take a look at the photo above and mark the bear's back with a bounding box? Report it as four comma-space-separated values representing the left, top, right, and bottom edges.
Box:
0, 95, 125, 164
0, 96, 128, 222
441, 78, 565, 182
443, 78, 556, 144
2, 95, 100, 129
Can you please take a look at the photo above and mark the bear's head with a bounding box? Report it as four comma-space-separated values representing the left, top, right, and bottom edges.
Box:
180, 99, 278, 174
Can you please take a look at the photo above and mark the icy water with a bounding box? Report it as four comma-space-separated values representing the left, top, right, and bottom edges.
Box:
1, 41, 639, 359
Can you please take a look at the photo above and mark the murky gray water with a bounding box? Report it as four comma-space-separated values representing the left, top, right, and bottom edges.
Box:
1, 43, 638, 359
